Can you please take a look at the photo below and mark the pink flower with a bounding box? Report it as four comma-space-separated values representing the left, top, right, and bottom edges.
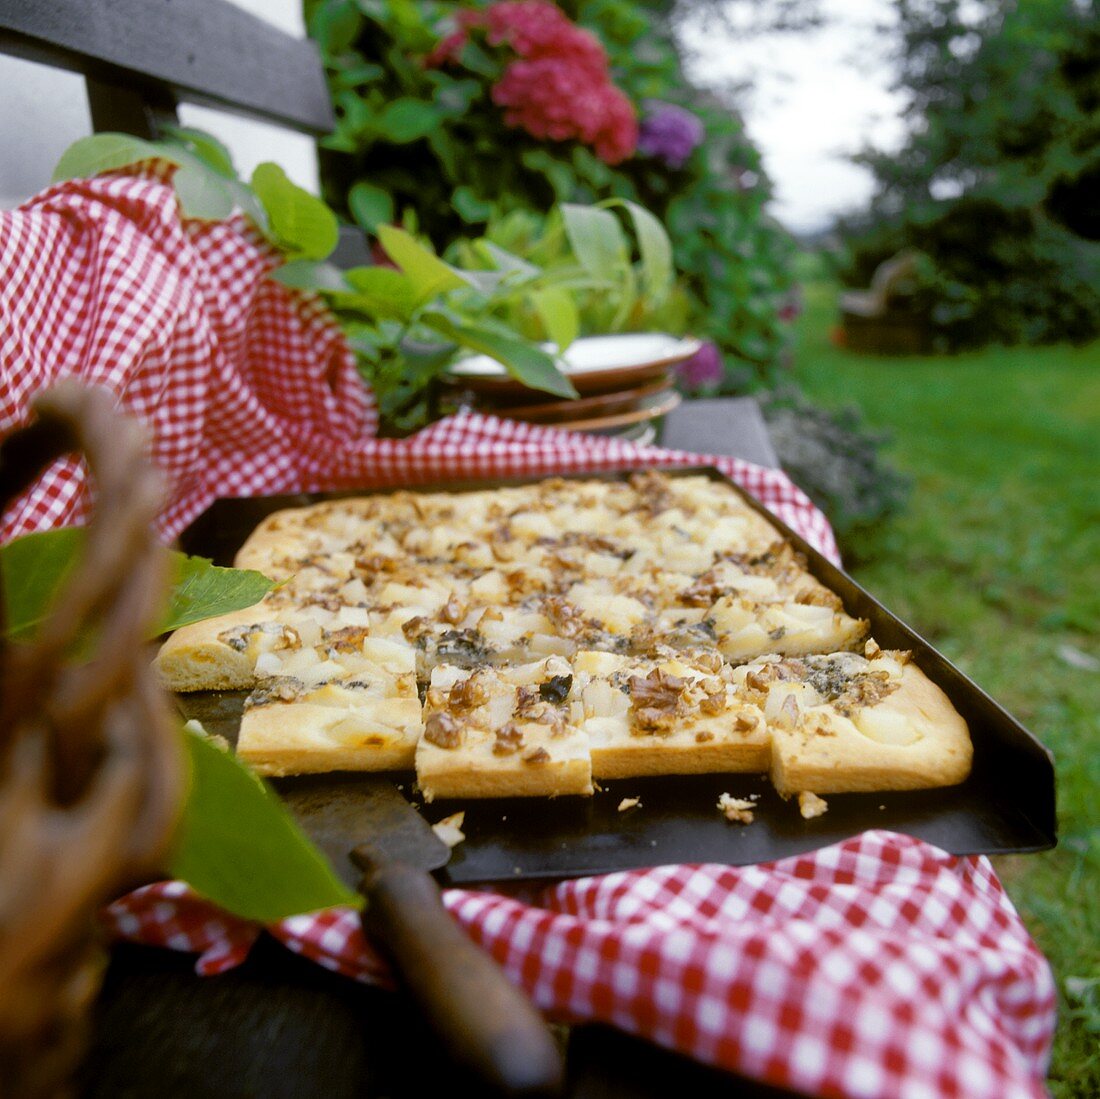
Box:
426, 1, 636, 164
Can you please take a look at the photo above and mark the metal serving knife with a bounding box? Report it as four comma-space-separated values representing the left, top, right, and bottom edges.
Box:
276, 772, 564, 1098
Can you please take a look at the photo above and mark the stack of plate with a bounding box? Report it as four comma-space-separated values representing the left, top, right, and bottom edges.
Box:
446, 334, 700, 443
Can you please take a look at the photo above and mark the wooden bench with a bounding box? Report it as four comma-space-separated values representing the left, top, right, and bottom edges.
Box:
840, 249, 931, 355
0, 4, 784, 1093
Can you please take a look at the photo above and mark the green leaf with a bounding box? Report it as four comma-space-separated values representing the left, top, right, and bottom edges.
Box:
614, 199, 673, 305
160, 553, 275, 635
52, 133, 170, 183
269, 259, 352, 293
532, 286, 579, 351
561, 204, 629, 283
376, 225, 470, 303
0, 527, 84, 641
348, 181, 394, 232
161, 125, 236, 177
1, 529, 275, 643
171, 150, 236, 221
452, 186, 493, 224
170, 728, 357, 921
339, 266, 419, 321
250, 163, 339, 261
376, 98, 441, 143
425, 313, 577, 398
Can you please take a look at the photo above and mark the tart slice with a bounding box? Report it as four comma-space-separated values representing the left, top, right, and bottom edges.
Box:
235, 635, 422, 777
727, 645, 973, 797
571, 650, 770, 779
415, 657, 593, 802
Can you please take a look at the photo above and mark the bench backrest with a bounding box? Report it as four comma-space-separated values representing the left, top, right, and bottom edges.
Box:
0, 0, 333, 140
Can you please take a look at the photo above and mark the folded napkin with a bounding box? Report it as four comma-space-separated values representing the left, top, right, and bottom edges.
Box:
1, 173, 1054, 1097
103, 832, 1054, 1099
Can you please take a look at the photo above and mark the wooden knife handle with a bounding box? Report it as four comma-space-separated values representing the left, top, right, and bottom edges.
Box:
354, 850, 564, 1097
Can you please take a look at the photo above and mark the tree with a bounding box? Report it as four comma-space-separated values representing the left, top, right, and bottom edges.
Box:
842, 0, 1100, 348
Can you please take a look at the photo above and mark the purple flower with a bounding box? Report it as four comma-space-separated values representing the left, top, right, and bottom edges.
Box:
636, 101, 704, 169
676, 341, 724, 390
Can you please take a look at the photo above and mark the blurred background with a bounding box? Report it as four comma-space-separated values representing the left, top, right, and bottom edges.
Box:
1, 1, 1096, 1093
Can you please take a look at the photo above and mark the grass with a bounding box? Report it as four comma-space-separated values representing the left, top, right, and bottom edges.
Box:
788, 262, 1100, 1097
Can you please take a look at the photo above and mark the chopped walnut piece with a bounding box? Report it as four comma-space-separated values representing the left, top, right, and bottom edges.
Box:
448, 672, 489, 713
424, 711, 463, 749
401, 616, 432, 643
493, 723, 524, 755
796, 587, 844, 610
864, 638, 881, 659
717, 792, 756, 824
798, 791, 829, 820
629, 668, 685, 710
323, 625, 370, 653
542, 595, 586, 639
617, 797, 642, 812
523, 747, 551, 765
440, 593, 465, 625
695, 730, 715, 743
733, 712, 760, 732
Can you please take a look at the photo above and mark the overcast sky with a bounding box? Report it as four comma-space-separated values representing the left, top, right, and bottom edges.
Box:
0, 0, 904, 232
680, 0, 906, 232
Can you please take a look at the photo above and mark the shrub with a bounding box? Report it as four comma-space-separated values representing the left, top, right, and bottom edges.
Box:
759, 386, 911, 551
304, 0, 797, 386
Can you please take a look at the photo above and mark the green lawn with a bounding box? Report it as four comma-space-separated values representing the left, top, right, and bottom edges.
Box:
789, 267, 1100, 1097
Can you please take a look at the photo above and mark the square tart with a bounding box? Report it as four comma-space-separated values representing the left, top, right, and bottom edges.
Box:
235, 635, 422, 777
727, 647, 973, 797
416, 656, 593, 802
571, 650, 770, 779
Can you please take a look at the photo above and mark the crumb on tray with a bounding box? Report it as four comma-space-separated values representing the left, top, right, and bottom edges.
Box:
717, 792, 757, 825
618, 796, 642, 812
431, 811, 466, 848
798, 791, 829, 820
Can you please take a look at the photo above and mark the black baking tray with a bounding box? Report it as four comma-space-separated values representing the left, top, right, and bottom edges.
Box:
177, 467, 1057, 884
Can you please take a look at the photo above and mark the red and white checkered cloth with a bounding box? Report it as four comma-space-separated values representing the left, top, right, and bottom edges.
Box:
103, 832, 1055, 1099
2, 173, 1055, 1096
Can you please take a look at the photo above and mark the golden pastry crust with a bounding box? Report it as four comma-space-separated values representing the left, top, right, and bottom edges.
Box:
572, 650, 770, 779
416, 658, 593, 801
728, 650, 972, 797
154, 473, 972, 801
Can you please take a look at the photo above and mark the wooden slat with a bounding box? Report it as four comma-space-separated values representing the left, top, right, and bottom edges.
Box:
0, 0, 333, 135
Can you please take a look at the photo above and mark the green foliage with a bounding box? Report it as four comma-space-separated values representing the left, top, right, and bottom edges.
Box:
304, 0, 797, 386
843, 0, 1100, 349
0, 528, 274, 642
171, 726, 357, 920
52, 131, 642, 428
250, 163, 339, 260
792, 267, 1100, 1095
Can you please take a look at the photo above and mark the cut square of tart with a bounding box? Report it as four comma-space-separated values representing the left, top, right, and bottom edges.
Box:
645, 547, 866, 662
235, 635, 422, 777
155, 607, 304, 691
571, 650, 770, 779
415, 656, 593, 802
727, 644, 973, 797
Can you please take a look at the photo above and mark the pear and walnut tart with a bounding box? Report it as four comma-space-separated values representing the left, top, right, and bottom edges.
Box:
235, 635, 422, 777
728, 644, 973, 798
571, 650, 770, 779
416, 657, 593, 802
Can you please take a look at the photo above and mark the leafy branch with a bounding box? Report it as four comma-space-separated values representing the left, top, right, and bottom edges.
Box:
51, 129, 676, 433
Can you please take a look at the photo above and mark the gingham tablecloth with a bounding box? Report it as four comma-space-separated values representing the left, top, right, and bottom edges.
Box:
0, 172, 1055, 1097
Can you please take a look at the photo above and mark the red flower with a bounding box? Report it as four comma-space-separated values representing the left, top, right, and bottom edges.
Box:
425, 1, 636, 164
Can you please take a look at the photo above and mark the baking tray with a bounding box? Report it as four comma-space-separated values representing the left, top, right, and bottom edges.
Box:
177, 467, 1057, 884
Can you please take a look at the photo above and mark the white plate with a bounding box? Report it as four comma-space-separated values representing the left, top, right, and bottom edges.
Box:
448, 333, 702, 382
